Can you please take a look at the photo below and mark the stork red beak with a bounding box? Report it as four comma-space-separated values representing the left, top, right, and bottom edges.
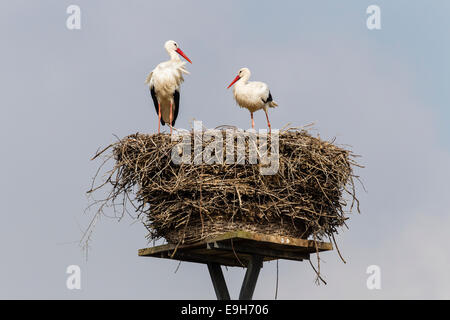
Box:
227, 75, 241, 89
176, 48, 192, 64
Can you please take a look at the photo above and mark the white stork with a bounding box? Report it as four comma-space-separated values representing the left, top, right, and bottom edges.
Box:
227, 68, 278, 132
145, 40, 192, 133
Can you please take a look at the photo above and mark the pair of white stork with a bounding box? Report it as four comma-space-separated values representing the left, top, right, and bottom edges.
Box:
145, 40, 278, 133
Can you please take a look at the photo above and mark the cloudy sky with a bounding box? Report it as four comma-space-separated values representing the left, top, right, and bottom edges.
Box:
0, 0, 449, 299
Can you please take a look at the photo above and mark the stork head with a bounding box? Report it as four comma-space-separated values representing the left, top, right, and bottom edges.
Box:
227, 68, 251, 89
164, 40, 192, 63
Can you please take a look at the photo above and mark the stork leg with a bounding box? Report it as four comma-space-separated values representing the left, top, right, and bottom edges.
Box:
158, 102, 161, 134
264, 108, 271, 133
169, 102, 173, 134
251, 112, 255, 129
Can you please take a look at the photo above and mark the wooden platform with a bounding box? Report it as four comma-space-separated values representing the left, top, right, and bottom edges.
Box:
139, 231, 333, 299
138, 230, 333, 267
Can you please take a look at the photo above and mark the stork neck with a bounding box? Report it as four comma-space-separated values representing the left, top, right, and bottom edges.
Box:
168, 50, 181, 61
237, 75, 249, 86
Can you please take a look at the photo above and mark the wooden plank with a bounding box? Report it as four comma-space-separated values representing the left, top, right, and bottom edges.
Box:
138, 242, 202, 257
161, 250, 246, 267
208, 241, 309, 262
138, 230, 333, 264
204, 230, 333, 252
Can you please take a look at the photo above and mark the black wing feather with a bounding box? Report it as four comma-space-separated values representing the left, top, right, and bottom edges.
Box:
172, 90, 180, 127
262, 91, 273, 104
150, 87, 165, 125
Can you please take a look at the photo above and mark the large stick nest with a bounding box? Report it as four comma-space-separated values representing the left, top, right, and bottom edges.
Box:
88, 129, 361, 246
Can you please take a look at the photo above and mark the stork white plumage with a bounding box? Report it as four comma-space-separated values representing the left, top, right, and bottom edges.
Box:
227, 68, 278, 132
145, 40, 192, 133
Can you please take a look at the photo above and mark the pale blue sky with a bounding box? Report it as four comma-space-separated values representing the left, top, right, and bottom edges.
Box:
240, 0, 450, 146
0, 1, 449, 299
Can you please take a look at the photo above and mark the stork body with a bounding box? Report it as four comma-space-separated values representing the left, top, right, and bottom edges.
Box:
145, 40, 192, 133
227, 68, 278, 131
